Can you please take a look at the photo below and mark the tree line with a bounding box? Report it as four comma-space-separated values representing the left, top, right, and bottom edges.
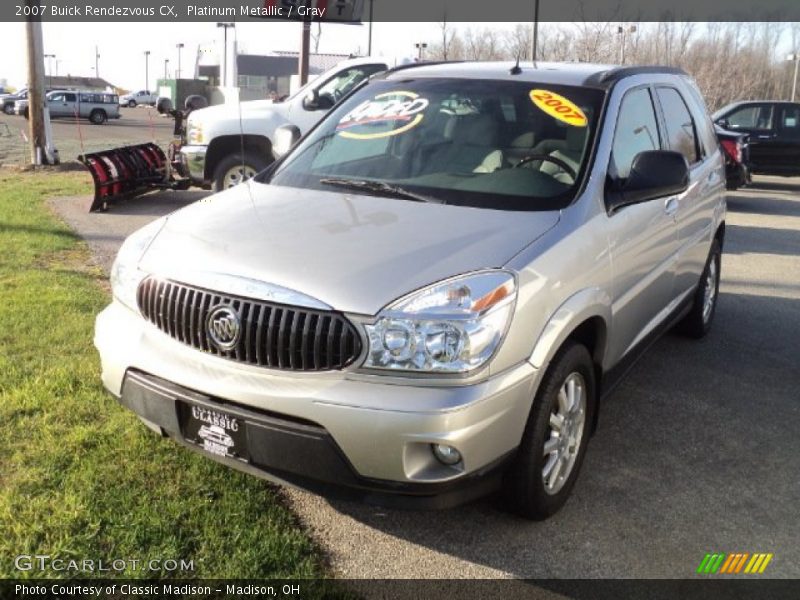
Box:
425, 22, 800, 110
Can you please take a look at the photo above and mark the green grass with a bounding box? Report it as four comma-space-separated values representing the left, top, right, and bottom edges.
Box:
0, 170, 327, 580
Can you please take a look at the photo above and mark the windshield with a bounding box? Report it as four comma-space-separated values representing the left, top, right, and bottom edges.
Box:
267, 78, 604, 211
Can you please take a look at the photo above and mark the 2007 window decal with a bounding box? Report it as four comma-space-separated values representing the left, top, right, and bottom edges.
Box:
530, 89, 588, 127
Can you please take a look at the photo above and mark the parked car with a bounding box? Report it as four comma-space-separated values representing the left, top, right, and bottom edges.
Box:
119, 90, 157, 107
179, 56, 394, 191
715, 124, 751, 190
18, 90, 120, 124
3, 88, 28, 114
713, 101, 800, 177
96, 62, 725, 519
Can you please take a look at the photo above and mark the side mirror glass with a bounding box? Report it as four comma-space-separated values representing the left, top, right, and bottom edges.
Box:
716, 118, 730, 129
273, 124, 302, 159
606, 150, 689, 213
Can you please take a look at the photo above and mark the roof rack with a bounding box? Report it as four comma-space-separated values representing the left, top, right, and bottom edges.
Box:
376, 60, 465, 79
588, 65, 688, 87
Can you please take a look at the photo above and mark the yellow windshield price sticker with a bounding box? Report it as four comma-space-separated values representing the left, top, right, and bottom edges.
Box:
530, 89, 588, 127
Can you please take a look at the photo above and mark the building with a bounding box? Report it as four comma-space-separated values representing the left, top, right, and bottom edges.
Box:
43, 75, 120, 93
198, 51, 353, 98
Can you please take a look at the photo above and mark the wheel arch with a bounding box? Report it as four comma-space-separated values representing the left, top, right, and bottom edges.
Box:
205, 134, 272, 181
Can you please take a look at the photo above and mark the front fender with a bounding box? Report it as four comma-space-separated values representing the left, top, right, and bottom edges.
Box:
528, 287, 611, 370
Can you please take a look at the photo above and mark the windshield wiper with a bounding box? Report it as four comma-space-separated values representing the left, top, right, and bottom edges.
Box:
319, 178, 444, 204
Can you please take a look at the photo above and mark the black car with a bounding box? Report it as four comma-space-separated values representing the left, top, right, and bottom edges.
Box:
713, 101, 800, 177
715, 124, 751, 190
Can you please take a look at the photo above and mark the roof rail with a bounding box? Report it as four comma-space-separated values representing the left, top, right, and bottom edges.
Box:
588, 65, 688, 87
376, 60, 465, 79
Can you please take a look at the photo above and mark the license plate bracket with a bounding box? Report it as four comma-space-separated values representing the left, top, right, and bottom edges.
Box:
179, 401, 249, 462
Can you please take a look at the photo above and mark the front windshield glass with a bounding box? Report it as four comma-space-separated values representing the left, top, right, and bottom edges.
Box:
267, 77, 604, 211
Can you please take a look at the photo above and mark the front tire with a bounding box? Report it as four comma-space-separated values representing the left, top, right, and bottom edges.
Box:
3, 103, 13, 115
127, 99, 136, 108
677, 239, 721, 339
211, 152, 269, 192
503, 341, 596, 520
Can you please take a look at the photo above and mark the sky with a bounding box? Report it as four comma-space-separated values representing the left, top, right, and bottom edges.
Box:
0, 21, 444, 91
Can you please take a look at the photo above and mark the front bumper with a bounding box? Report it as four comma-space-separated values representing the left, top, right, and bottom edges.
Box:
179, 145, 208, 184
95, 300, 540, 507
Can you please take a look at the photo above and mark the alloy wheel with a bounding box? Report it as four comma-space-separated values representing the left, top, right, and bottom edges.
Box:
542, 371, 586, 495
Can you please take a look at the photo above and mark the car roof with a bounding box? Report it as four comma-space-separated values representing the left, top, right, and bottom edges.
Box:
381, 61, 687, 89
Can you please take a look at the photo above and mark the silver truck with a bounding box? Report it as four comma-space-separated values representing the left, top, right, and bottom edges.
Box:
17, 90, 120, 124
96, 61, 725, 519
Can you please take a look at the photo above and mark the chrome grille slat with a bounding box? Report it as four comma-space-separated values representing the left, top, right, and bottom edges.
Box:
137, 278, 361, 372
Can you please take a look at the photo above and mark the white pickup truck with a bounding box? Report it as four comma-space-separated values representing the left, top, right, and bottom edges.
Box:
179, 56, 394, 191
120, 90, 158, 107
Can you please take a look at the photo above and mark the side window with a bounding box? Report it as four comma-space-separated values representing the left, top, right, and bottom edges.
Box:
317, 65, 386, 101
680, 80, 717, 158
611, 87, 661, 180
779, 105, 800, 139
726, 105, 774, 130
64, 93, 77, 102
656, 87, 699, 164
49, 93, 64, 102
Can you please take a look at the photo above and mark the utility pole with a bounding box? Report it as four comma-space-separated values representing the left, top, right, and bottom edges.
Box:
25, 2, 49, 165
415, 42, 427, 60
164, 58, 169, 80
367, 0, 374, 55
44, 53, 55, 89
531, 0, 539, 61
788, 53, 799, 102
299, 19, 311, 85
176, 43, 184, 79
217, 22, 234, 86
144, 50, 150, 90
617, 25, 637, 65
95, 45, 100, 78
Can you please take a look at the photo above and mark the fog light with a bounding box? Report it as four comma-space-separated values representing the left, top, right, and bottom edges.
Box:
431, 444, 462, 465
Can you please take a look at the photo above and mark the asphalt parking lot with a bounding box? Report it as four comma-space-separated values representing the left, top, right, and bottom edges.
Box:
50, 177, 800, 579
0, 107, 174, 166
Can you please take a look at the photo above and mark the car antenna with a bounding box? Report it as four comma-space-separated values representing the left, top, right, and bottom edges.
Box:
510, 56, 522, 75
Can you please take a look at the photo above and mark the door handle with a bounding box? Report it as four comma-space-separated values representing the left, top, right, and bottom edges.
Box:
664, 197, 679, 216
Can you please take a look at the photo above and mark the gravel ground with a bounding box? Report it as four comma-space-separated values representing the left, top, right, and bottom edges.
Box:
0, 106, 174, 167
49, 176, 800, 579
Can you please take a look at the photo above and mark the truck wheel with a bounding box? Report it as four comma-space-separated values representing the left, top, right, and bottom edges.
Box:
677, 239, 721, 339
128, 99, 136, 108
212, 152, 269, 192
89, 110, 107, 125
3, 104, 13, 115
503, 341, 596, 520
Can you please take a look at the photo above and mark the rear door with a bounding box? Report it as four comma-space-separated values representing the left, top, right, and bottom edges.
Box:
773, 103, 800, 174
654, 84, 724, 298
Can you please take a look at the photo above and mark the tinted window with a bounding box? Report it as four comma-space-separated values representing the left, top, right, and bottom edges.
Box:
779, 105, 800, 139
680, 79, 717, 158
656, 87, 698, 164
726, 105, 774, 130
64, 93, 77, 102
611, 87, 660, 180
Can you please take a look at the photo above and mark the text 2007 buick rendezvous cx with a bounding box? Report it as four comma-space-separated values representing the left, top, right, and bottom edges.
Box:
95, 62, 725, 519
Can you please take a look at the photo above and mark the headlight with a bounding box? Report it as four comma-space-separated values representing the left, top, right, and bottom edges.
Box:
363, 271, 516, 373
110, 218, 165, 312
186, 120, 203, 144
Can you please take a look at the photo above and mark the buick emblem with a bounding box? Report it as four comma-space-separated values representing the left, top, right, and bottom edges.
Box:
206, 305, 241, 351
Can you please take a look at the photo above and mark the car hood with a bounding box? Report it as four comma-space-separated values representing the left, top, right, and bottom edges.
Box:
191, 100, 289, 123
140, 182, 559, 315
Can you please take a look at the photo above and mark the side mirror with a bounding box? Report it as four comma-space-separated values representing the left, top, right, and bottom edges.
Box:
606, 150, 689, 213
716, 118, 730, 129
272, 124, 302, 159
302, 89, 319, 111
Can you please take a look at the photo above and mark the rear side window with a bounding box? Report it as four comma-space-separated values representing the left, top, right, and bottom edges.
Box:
680, 79, 718, 158
611, 87, 661, 180
779, 105, 800, 139
656, 87, 698, 164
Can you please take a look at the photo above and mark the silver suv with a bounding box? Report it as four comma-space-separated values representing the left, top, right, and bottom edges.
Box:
95, 62, 725, 519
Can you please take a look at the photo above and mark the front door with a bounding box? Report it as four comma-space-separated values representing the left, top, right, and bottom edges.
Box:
604, 86, 679, 365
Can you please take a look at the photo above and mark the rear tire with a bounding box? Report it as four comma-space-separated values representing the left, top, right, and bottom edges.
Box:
677, 239, 721, 339
89, 109, 107, 125
503, 341, 596, 520
211, 152, 269, 192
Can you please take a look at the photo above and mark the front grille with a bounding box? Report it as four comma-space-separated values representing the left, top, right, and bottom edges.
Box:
136, 278, 362, 371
